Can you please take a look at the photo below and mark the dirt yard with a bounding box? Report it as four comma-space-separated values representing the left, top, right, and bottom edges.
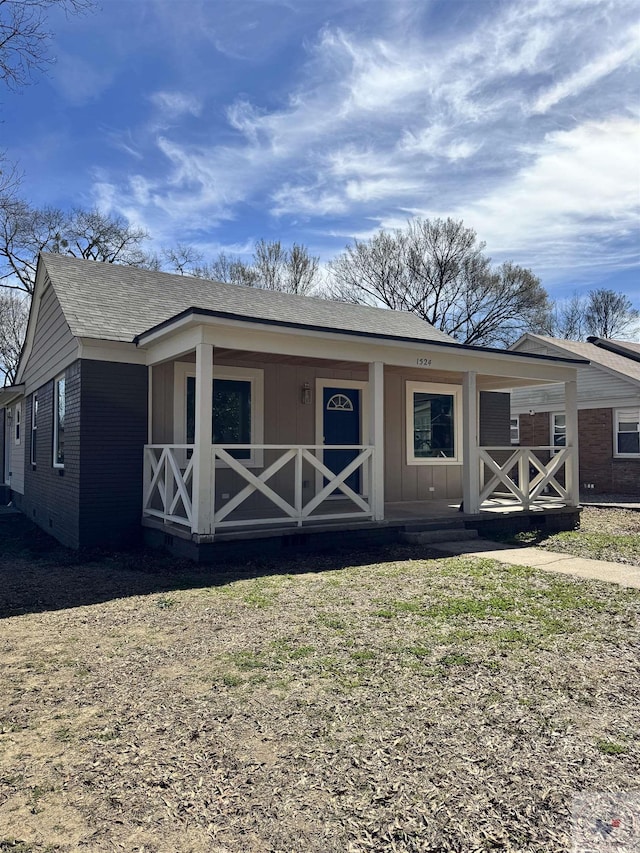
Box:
0, 514, 638, 852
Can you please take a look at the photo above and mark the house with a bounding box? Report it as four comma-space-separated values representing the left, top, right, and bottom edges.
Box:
509, 334, 640, 496
1, 254, 587, 558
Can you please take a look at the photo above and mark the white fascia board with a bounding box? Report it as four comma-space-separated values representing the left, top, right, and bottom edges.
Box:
0, 386, 25, 407
77, 338, 148, 364
140, 314, 583, 383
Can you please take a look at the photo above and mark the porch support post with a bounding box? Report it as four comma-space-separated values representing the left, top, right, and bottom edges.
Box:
191, 342, 214, 534
147, 365, 153, 444
565, 378, 580, 507
369, 361, 385, 520
462, 370, 480, 514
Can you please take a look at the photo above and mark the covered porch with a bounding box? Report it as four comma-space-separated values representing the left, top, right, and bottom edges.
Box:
137, 311, 583, 546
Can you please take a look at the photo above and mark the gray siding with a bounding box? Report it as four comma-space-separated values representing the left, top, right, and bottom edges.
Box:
479, 392, 511, 446
79, 360, 148, 548
21, 364, 81, 547
6, 399, 25, 494
22, 280, 78, 396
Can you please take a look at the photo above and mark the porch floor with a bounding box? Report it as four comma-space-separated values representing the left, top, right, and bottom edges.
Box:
142, 495, 577, 549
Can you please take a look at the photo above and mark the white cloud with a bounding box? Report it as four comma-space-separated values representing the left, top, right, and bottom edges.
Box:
531, 30, 640, 114
150, 91, 202, 118
446, 115, 640, 270
90, 0, 639, 289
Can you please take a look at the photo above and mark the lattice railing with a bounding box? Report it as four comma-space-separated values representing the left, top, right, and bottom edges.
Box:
479, 446, 572, 509
143, 444, 375, 533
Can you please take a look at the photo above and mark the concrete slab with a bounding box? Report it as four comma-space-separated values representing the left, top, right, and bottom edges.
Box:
427, 540, 640, 589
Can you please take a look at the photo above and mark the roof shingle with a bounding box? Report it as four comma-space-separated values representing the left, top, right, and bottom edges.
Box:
41, 253, 456, 345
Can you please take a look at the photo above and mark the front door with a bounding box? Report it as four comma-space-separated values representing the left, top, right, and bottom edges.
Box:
322, 387, 361, 493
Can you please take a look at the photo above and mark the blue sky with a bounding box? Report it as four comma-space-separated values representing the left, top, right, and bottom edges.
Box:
3, 0, 639, 304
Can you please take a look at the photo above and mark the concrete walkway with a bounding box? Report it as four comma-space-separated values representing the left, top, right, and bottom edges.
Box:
428, 539, 640, 589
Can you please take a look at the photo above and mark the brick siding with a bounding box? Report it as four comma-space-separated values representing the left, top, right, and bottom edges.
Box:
518, 408, 640, 495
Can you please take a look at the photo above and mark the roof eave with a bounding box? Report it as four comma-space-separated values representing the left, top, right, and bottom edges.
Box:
135, 306, 589, 368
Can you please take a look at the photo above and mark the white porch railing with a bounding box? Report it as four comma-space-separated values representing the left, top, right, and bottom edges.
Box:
143, 444, 375, 534
479, 446, 574, 509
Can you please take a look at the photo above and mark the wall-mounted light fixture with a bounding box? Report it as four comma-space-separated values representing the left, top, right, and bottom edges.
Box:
301, 382, 311, 405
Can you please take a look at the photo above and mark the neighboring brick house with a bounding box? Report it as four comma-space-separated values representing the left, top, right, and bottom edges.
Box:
1, 254, 585, 553
510, 335, 640, 496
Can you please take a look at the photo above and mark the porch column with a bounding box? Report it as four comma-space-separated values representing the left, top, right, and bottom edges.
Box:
565, 379, 580, 507
369, 361, 384, 520
462, 370, 480, 514
191, 342, 214, 534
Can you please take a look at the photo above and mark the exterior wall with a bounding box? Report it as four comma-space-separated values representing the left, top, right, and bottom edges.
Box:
518, 407, 640, 495
479, 392, 511, 446
0, 409, 5, 486
22, 280, 78, 396
19, 360, 147, 549
5, 399, 25, 494
162, 357, 514, 508
21, 364, 81, 548
384, 369, 462, 502
510, 338, 638, 413
79, 360, 148, 548
151, 362, 174, 443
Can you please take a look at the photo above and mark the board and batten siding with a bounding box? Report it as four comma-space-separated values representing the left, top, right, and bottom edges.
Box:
510, 339, 638, 412
22, 280, 79, 396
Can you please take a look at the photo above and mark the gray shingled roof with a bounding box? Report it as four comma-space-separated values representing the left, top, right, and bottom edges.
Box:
523, 335, 640, 384
41, 253, 456, 345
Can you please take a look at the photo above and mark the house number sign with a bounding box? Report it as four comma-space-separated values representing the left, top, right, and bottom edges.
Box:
416, 357, 432, 367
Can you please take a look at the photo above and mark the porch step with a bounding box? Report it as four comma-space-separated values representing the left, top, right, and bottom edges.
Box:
400, 528, 479, 545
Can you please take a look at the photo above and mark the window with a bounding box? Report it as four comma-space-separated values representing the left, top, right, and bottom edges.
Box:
175, 363, 264, 467
614, 408, 640, 457
53, 375, 66, 467
14, 404, 21, 445
30, 393, 38, 466
186, 376, 252, 459
510, 416, 519, 445
406, 381, 462, 464
551, 412, 566, 449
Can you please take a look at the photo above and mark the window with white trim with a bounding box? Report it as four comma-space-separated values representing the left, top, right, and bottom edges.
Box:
53, 374, 65, 468
614, 408, 640, 457
31, 392, 38, 466
175, 363, 264, 467
551, 412, 566, 449
510, 416, 519, 445
14, 403, 21, 445
406, 381, 462, 464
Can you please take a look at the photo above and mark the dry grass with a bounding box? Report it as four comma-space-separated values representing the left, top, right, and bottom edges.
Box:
512, 506, 640, 565
0, 516, 638, 852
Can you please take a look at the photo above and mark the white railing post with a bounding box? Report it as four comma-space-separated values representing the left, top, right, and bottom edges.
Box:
462, 371, 480, 514
192, 343, 214, 534
565, 379, 580, 506
294, 447, 303, 525
369, 361, 385, 520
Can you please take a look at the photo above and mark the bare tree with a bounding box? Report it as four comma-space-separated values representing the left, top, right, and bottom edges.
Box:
328, 218, 549, 346
584, 289, 639, 339
543, 288, 639, 340
0, 200, 154, 293
162, 240, 320, 294
0, 288, 27, 384
252, 239, 319, 295
0, 0, 94, 90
